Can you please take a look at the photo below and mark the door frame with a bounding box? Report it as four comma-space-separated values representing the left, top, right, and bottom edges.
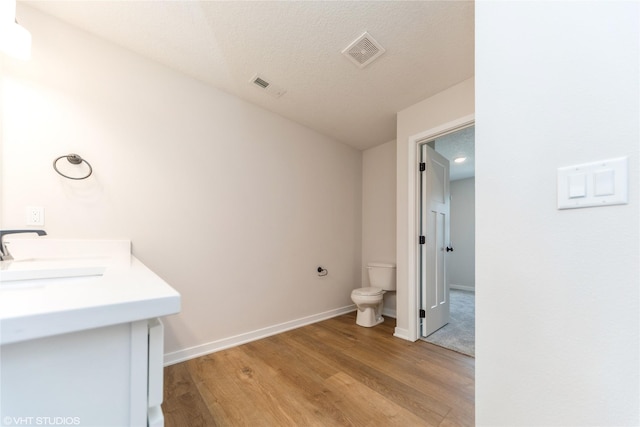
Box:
405, 114, 475, 342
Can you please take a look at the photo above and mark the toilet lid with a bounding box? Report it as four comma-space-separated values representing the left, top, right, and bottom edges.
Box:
353, 287, 384, 296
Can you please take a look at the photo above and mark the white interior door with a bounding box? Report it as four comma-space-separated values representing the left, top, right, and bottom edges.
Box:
419, 144, 451, 337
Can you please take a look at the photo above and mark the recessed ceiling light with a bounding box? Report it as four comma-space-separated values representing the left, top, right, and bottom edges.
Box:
454, 157, 467, 164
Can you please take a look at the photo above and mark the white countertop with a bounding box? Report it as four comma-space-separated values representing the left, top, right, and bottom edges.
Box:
0, 239, 181, 345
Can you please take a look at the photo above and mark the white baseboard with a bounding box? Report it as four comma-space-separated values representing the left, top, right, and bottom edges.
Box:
393, 327, 413, 341
450, 284, 475, 292
164, 304, 356, 366
382, 307, 397, 319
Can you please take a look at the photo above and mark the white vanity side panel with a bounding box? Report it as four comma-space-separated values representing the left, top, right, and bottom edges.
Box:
1, 324, 132, 426
129, 320, 150, 426
147, 318, 164, 408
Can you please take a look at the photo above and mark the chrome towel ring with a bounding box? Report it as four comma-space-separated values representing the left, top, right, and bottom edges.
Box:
53, 154, 93, 180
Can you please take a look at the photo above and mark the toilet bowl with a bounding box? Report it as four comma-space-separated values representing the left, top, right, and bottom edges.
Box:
351, 262, 396, 327
351, 287, 385, 327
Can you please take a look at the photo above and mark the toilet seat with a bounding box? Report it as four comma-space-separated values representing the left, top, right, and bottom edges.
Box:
352, 287, 384, 297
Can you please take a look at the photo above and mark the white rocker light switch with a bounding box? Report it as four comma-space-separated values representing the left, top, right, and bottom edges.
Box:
594, 169, 615, 196
568, 173, 586, 198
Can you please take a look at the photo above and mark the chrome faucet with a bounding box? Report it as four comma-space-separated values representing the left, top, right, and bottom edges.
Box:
0, 229, 47, 261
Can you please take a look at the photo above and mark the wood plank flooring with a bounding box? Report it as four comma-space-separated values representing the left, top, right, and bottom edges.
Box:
162, 313, 474, 426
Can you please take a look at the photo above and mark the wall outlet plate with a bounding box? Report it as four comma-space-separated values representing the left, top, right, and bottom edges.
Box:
26, 206, 44, 226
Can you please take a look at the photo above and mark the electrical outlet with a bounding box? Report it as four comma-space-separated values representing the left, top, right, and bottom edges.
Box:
26, 206, 44, 226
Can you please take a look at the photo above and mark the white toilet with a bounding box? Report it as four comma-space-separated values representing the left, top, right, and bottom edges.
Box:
351, 262, 396, 327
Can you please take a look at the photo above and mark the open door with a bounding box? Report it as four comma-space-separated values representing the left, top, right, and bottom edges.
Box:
419, 143, 451, 337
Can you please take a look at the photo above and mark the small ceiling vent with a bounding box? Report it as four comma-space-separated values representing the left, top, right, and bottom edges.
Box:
253, 76, 270, 89
249, 74, 286, 98
342, 31, 386, 69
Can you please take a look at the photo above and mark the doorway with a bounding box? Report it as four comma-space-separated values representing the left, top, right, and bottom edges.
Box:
420, 125, 475, 356
399, 114, 474, 344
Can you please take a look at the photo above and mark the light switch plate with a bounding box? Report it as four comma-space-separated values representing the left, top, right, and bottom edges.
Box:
557, 157, 628, 209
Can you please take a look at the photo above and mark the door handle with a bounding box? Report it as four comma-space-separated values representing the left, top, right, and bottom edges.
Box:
446, 246, 454, 252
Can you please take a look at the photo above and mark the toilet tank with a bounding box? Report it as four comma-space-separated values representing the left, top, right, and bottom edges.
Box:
367, 262, 396, 290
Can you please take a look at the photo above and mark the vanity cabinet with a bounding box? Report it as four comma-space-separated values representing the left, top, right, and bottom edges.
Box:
0, 239, 180, 426
1, 318, 165, 427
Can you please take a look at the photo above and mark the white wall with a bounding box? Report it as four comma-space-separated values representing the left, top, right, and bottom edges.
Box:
476, 1, 639, 425
362, 139, 396, 315
395, 77, 475, 339
2, 6, 362, 358
448, 177, 474, 290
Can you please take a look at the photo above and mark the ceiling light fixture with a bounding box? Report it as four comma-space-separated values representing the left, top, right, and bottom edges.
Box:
0, 0, 31, 60
454, 157, 467, 164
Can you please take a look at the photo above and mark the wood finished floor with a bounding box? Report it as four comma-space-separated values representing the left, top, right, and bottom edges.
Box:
162, 313, 475, 426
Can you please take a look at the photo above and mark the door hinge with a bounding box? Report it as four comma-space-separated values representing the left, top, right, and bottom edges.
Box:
419, 235, 425, 244
419, 309, 426, 318
419, 162, 426, 172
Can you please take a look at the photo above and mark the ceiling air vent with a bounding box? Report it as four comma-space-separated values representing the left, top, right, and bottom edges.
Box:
250, 74, 286, 98
253, 77, 270, 89
342, 31, 386, 69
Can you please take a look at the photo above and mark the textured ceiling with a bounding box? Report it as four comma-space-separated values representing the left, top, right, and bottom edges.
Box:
434, 125, 475, 181
21, 1, 474, 151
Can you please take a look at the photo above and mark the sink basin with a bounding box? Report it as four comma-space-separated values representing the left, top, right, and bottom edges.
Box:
0, 257, 107, 283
